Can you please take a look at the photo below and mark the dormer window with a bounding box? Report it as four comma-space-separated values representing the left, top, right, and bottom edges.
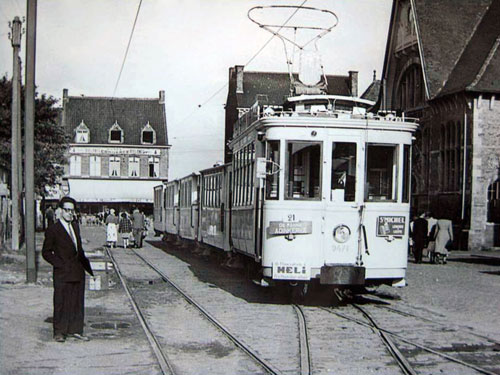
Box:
75, 120, 90, 143
109, 121, 123, 143
141, 122, 156, 145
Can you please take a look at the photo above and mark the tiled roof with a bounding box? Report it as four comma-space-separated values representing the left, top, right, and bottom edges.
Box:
361, 80, 381, 102
413, 0, 494, 99
62, 94, 168, 146
440, 0, 500, 95
236, 71, 352, 108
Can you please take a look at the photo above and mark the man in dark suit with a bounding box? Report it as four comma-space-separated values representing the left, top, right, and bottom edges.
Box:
42, 196, 93, 342
411, 214, 428, 264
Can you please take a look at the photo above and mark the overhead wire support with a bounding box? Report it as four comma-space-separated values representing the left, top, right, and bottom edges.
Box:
178, 0, 308, 128
112, 0, 142, 97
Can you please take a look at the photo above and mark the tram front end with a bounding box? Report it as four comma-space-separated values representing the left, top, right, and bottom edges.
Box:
257, 115, 417, 289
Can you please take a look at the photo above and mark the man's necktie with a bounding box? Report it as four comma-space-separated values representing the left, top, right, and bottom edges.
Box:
69, 225, 78, 249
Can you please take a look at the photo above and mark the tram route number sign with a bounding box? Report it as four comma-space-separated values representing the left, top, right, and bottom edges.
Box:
377, 216, 405, 237
267, 221, 312, 237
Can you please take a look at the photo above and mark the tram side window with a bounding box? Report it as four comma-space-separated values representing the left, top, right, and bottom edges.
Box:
331, 142, 356, 202
266, 141, 280, 200
403, 145, 410, 203
365, 144, 398, 201
286, 142, 322, 200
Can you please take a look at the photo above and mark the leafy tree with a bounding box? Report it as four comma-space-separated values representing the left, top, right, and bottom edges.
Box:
0, 74, 69, 196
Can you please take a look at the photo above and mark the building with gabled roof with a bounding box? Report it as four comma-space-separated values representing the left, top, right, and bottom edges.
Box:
59, 89, 170, 214
224, 65, 359, 162
378, 0, 500, 250
361, 71, 381, 102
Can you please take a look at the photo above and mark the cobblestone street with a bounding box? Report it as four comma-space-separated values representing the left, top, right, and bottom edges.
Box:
1, 226, 499, 374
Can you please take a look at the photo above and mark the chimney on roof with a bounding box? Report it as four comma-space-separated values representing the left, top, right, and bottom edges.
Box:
159, 90, 165, 104
349, 71, 358, 97
236, 65, 244, 94
63, 88, 69, 105
373, 70, 377, 82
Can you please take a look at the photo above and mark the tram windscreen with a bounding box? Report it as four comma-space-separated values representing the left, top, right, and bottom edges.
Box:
266, 141, 280, 200
331, 142, 356, 202
365, 144, 398, 201
286, 142, 321, 200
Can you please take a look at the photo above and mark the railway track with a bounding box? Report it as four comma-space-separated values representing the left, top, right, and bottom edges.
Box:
368, 297, 500, 345
322, 304, 500, 375
292, 304, 312, 375
107, 247, 295, 375
106, 242, 499, 374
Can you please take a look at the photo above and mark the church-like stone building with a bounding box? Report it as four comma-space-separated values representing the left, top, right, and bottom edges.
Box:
378, 0, 500, 249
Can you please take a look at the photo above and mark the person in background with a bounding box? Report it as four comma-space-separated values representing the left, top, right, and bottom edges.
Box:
45, 205, 55, 229
105, 208, 119, 248
425, 212, 437, 262
411, 213, 428, 264
118, 212, 133, 249
434, 217, 454, 264
132, 208, 145, 248
41, 196, 93, 342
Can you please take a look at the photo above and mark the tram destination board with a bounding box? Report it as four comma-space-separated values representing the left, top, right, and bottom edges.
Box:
376, 216, 405, 237
267, 221, 312, 236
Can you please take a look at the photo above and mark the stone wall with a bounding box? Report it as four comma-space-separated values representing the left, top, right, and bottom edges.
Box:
469, 95, 500, 250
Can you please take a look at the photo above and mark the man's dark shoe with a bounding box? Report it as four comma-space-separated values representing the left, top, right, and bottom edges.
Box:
70, 333, 90, 341
54, 334, 65, 342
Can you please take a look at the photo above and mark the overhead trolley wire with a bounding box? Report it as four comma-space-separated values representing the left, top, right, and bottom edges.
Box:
176, 0, 308, 127
112, 0, 143, 97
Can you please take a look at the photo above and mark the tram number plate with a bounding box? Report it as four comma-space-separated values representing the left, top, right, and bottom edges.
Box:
273, 262, 310, 280
377, 216, 405, 237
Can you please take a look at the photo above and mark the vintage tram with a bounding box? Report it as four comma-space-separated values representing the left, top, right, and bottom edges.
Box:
154, 95, 417, 289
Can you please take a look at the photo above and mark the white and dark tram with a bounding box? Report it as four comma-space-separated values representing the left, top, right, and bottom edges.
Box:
154, 94, 417, 290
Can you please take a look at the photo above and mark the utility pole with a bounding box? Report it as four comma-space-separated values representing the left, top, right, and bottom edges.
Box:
9, 16, 22, 252
25, 0, 37, 283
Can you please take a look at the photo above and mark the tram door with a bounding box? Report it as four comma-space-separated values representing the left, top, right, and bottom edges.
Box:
322, 138, 362, 265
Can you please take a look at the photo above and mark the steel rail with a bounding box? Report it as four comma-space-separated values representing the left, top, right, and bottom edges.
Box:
321, 307, 498, 375
106, 248, 175, 375
352, 304, 417, 375
293, 305, 312, 375
132, 249, 283, 375
370, 300, 500, 345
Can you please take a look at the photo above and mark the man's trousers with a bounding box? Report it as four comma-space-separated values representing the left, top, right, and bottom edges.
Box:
53, 278, 85, 336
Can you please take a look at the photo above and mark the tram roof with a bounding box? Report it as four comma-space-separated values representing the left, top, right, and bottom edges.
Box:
286, 95, 375, 108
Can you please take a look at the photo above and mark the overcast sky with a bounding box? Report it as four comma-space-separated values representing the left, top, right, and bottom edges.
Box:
0, 0, 392, 179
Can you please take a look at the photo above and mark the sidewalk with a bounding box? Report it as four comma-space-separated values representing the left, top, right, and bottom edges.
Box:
0, 226, 161, 375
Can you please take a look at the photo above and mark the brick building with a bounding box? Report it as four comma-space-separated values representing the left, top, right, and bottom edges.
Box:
60, 89, 170, 214
224, 65, 360, 163
379, 0, 500, 249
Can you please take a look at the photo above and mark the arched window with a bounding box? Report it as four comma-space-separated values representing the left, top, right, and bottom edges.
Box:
141, 121, 156, 145
488, 179, 500, 223
396, 64, 425, 111
74, 120, 90, 143
109, 121, 123, 143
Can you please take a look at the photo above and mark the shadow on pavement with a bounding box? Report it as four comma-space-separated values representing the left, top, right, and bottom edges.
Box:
448, 256, 500, 266
146, 239, 384, 308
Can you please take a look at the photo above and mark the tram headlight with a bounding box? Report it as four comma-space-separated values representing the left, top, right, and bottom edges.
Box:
333, 225, 351, 243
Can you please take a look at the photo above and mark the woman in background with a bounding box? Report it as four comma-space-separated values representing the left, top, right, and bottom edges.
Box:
434, 218, 453, 264
118, 212, 133, 249
105, 208, 119, 248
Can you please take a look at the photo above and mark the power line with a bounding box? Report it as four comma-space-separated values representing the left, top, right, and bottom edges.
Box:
176, 0, 308, 126
113, 0, 143, 97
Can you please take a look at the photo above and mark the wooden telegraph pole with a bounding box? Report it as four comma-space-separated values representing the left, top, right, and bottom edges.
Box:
9, 16, 22, 252
25, 0, 37, 283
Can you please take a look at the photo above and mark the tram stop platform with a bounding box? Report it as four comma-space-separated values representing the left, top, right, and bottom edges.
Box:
1, 227, 499, 374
